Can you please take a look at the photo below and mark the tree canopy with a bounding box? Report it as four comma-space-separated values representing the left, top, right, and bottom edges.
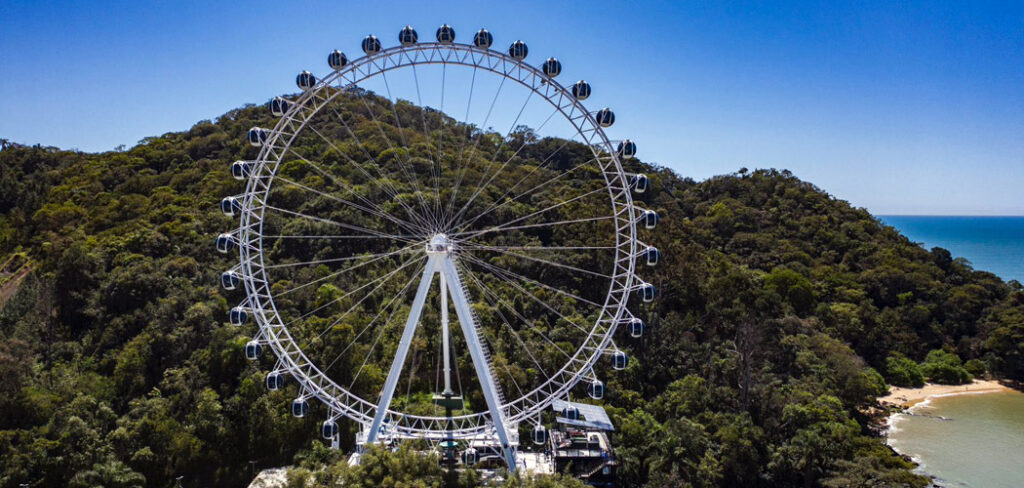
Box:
1, 92, 1021, 487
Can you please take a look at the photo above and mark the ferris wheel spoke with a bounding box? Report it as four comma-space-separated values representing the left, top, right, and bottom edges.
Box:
459, 263, 552, 378
440, 65, 478, 223
409, 62, 443, 223
460, 254, 598, 331
347, 267, 426, 391
277, 128, 420, 231
284, 123, 428, 231
279, 157, 414, 232
263, 204, 417, 243
356, 67, 438, 229
467, 127, 581, 212
461, 244, 612, 281
277, 242, 421, 297
460, 134, 579, 227
314, 96, 431, 230
461, 244, 615, 252
263, 234, 421, 240
436, 64, 448, 212
285, 254, 424, 351
458, 261, 577, 366
453, 215, 615, 241
444, 74, 507, 226
341, 90, 434, 227
449, 105, 561, 231
303, 254, 427, 348
454, 152, 600, 234
375, 72, 409, 147
263, 247, 416, 270
273, 173, 423, 235
321, 265, 422, 374
460, 253, 605, 309
461, 185, 607, 238
447, 90, 536, 228
468, 128, 581, 213
302, 118, 432, 232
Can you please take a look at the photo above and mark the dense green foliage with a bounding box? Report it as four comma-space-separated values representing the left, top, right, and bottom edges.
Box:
2, 92, 1023, 488
285, 444, 584, 488
918, 349, 972, 385
883, 354, 924, 388
286, 444, 465, 488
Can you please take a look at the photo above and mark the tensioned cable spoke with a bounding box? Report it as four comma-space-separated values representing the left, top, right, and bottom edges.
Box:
457, 134, 581, 230
313, 93, 432, 231
452, 215, 614, 241
263, 247, 415, 270
460, 263, 551, 377
435, 63, 447, 213
348, 264, 427, 390
284, 253, 423, 339
458, 261, 576, 364
263, 234, 420, 240
274, 113, 423, 231
441, 65, 479, 223
461, 244, 615, 251
361, 65, 438, 228
273, 172, 422, 235
277, 243, 420, 297
263, 204, 417, 243
304, 254, 426, 347
336, 87, 434, 226
323, 265, 421, 373
376, 66, 409, 146
447, 90, 536, 228
459, 269, 566, 408
302, 115, 432, 232
460, 185, 606, 239
460, 254, 595, 333
409, 63, 442, 223
460, 253, 605, 308
284, 135, 423, 232
454, 153, 600, 234
446, 105, 560, 230
445, 74, 507, 225
303, 87, 428, 228
279, 143, 403, 225
462, 244, 612, 280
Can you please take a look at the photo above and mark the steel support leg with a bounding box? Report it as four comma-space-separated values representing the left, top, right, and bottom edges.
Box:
366, 261, 436, 444
441, 258, 517, 472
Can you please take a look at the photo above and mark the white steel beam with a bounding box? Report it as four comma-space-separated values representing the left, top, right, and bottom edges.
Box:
441, 257, 518, 471
366, 261, 435, 444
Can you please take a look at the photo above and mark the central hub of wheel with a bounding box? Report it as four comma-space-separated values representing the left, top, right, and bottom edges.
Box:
426, 233, 453, 255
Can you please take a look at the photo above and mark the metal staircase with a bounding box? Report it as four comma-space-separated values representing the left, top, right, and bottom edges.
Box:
457, 268, 507, 407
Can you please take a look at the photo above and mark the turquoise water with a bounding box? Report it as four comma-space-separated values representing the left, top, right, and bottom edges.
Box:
879, 216, 1024, 283
887, 390, 1024, 488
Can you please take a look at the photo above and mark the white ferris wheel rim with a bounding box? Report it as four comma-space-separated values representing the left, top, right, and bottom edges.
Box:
235, 40, 641, 439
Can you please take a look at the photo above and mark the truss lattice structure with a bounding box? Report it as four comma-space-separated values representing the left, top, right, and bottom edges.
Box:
218, 27, 659, 471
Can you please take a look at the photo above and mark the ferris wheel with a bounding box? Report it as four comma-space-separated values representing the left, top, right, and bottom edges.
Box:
216, 24, 660, 471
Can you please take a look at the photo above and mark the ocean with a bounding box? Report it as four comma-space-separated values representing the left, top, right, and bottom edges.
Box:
878, 216, 1024, 283
887, 390, 1024, 488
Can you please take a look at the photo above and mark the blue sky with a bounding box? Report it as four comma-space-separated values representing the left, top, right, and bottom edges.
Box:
1, 0, 1021, 215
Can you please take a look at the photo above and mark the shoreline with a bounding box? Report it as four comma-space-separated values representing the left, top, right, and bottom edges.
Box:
882, 380, 1024, 487
879, 379, 1009, 409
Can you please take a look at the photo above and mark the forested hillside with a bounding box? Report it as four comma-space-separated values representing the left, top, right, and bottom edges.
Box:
1, 93, 1022, 488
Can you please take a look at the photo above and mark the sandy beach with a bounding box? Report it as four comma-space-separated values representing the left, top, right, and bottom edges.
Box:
879, 380, 1009, 408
